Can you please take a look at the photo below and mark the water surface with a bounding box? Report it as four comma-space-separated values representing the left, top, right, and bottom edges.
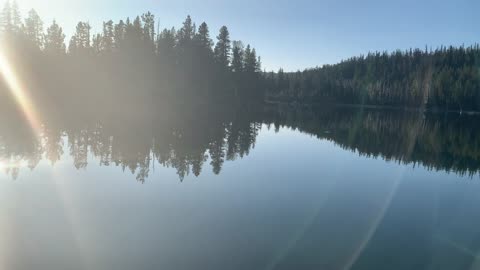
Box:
1, 106, 479, 270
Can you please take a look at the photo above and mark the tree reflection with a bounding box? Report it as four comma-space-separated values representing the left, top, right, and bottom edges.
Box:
1, 104, 480, 181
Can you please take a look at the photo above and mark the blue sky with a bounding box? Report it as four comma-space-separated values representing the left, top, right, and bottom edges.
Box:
14, 0, 480, 71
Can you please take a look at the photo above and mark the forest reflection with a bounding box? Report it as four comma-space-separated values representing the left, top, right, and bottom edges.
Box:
1, 102, 479, 181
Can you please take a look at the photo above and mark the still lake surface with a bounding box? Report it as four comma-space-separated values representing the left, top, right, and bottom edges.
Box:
1, 105, 480, 270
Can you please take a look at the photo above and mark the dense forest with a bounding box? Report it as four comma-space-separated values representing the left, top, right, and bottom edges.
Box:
265, 46, 480, 111
0, 1, 265, 115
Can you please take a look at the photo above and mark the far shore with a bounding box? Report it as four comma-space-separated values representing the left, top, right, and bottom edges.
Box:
264, 99, 480, 115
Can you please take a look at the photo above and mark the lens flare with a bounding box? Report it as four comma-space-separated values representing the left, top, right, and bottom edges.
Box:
0, 43, 41, 135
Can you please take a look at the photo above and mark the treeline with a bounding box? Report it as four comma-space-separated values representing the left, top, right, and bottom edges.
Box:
0, 1, 265, 112
265, 46, 480, 111
2, 1, 479, 112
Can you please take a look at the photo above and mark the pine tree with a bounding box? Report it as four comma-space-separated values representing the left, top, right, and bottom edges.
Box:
231, 41, 244, 72
195, 22, 212, 50
0, 0, 21, 34
132, 16, 142, 40
157, 27, 176, 60
123, 16, 142, 49
214, 26, 231, 69
177, 15, 194, 47
45, 20, 66, 54
102, 20, 114, 52
68, 36, 77, 54
0, 0, 12, 33
141, 12, 155, 43
24, 9, 44, 49
70, 22, 91, 54
113, 20, 125, 50
10, 0, 21, 32
244, 45, 257, 73
255, 55, 262, 72
92, 33, 102, 54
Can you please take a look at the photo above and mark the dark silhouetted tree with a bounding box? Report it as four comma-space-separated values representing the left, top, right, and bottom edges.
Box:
232, 41, 244, 72
195, 22, 213, 51
214, 26, 231, 69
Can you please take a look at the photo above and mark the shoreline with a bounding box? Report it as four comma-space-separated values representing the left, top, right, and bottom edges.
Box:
264, 100, 480, 115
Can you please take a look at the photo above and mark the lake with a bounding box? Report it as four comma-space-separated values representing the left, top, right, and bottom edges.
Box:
1, 105, 479, 270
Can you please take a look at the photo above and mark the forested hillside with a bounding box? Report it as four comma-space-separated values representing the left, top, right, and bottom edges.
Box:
265, 46, 480, 111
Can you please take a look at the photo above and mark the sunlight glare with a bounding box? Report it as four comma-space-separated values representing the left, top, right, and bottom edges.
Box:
0, 42, 41, 134
0, 160, 29, 170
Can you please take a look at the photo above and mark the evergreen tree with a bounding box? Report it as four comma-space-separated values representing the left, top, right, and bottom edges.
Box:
0, 9, 266, 105
24, 9, 44, 49
0, 0, 21, 34
141, 12, 155, 43
231, 41, 244, 72
195, 22, 213, 50
123, 16, 141, 47
10, 0, 21, 32
113, 20, 126, 50
0, 0, 12, 33
102, 20, 114, 53
45, 20, 66, 54
255, 55, 262, 72
132, 16, 143, 40
68, 36, 77, 54
92, 33, 102, 54
74, 22, 91, 49
157, 27, 176, 61
177, 15, 195, 47
214, 26, 231, 69
244, 45, 258, 73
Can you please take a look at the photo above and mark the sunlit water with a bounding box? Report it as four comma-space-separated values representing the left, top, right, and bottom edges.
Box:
1, 107, 479, 270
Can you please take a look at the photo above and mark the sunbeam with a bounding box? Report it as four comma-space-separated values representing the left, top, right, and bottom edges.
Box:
0, 42, 41, 135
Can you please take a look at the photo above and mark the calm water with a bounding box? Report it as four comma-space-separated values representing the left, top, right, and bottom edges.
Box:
1, 105, 480, 270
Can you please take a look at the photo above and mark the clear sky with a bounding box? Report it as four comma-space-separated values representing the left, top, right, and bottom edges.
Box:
11, 0, 480, 71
